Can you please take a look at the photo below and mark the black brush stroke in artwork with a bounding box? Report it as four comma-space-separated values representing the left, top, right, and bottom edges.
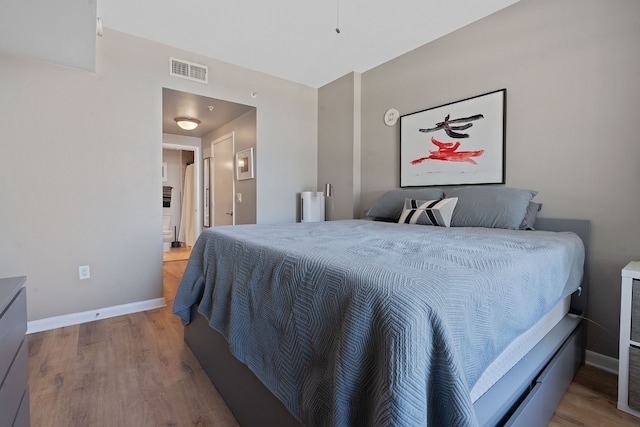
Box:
419, 114, 484, 139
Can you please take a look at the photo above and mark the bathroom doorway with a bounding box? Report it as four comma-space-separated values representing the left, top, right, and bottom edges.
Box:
162, 142, 202, 257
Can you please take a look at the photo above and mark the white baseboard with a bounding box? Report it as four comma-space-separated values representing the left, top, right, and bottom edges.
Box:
27, 297, 167, 334
585, 349, 619, 375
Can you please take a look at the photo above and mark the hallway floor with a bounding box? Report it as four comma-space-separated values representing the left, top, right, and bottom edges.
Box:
163, 245, 192, 262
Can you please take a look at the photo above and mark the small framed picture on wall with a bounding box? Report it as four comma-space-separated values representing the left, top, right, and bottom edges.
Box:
236, 148, 254, 180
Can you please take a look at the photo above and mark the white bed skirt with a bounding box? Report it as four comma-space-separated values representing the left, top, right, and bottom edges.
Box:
471, 296, 571, 402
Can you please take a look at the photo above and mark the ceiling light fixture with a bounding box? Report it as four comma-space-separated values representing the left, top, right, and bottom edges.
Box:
174, 117, 200, 130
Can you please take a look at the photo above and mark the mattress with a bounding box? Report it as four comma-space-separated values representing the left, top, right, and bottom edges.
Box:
173, 219, 585, 426
470, 295, 570, 402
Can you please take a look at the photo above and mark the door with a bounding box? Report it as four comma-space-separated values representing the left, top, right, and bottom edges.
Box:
212, 133, 235, 226
203, 157, 210, 227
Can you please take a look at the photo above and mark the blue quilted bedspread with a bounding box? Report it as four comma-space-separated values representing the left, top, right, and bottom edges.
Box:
173, 220, 584, 426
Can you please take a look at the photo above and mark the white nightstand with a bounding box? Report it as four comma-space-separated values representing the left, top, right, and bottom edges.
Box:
619, 261, 640, 417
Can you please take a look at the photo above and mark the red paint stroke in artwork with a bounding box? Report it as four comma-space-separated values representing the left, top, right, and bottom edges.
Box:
411, 137, 484, 165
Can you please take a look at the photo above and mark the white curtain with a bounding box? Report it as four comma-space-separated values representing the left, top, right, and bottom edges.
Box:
178, 163, 196, 247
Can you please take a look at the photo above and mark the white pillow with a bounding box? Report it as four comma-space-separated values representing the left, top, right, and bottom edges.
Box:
398, 198, 458, 227
366, 188, 445, 221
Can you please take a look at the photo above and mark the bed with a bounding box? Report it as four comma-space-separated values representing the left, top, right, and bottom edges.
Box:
173, 187, 589, 427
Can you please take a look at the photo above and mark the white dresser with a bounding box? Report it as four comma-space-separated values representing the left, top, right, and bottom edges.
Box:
619, 262, 640, 418
0, 276, 30, 427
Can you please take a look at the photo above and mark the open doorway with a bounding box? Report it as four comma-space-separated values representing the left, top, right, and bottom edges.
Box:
162, 143, 201, 261
161, 88, 257, 263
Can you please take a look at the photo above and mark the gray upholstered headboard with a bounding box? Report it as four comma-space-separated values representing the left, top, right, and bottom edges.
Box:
533, 218, 590, 315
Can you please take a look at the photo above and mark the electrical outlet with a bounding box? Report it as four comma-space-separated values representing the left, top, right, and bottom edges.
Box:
79, 265, 91, 280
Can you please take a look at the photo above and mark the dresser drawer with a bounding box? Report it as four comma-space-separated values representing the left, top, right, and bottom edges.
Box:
632, 281, 640, 342
0, 288, 26, 381
629, 346, 640, 410
505, 325, 582, 427
0, 340, 28, 427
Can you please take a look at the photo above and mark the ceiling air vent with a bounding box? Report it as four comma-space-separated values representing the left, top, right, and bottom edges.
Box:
169, 57, 208, 84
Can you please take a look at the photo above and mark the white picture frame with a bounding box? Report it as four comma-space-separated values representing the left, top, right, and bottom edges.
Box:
236, 148, 254, 181
400, 89, 506, 187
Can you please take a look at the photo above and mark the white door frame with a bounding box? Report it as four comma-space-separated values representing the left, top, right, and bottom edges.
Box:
211, 132, 235, 226
161, 142, 202, 239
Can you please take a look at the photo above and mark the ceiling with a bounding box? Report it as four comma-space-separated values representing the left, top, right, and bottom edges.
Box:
119, 1, 520, 136
162, 88, 254, 138
98, 0, 520, 89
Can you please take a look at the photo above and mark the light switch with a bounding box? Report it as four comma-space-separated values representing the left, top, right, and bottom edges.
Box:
236, 193, 242, 203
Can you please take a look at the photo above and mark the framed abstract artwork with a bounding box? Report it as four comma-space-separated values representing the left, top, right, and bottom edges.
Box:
400, 89, 506, 187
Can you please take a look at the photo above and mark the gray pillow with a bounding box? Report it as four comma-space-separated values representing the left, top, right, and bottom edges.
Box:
447, 186, 538, 229
519, 202, 542, 230
366, 188, 445, 221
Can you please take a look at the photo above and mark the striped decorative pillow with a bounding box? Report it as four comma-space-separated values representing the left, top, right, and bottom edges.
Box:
398, 198, 458, 227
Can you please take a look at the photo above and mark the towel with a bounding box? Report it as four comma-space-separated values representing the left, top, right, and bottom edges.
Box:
163, 186, 172, 207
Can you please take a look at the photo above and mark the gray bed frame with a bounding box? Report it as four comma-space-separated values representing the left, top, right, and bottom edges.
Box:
184, 218, 590, 427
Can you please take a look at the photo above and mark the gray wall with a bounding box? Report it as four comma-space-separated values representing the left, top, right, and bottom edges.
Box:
318, 72, 362, 219
356, 0, 640, 358
0, 28, 317, 321
204, 109, 258, 225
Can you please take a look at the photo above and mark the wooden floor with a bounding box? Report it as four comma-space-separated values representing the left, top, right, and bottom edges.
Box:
28, 259, 238, 427
550, 366, 640, 426
27, 260, 640, 426
163, 245, 192, 262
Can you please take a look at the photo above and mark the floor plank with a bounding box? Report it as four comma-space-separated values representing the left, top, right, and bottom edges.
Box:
163, 245, 192, 262
28, 260, 640, 426
28, 259, 239, 427
550, 364, 640, 426
28, 326, 80, 427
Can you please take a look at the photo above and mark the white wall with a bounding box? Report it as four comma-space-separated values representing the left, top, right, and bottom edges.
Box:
355, 0, 640, 358
0, 28, 317, 321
